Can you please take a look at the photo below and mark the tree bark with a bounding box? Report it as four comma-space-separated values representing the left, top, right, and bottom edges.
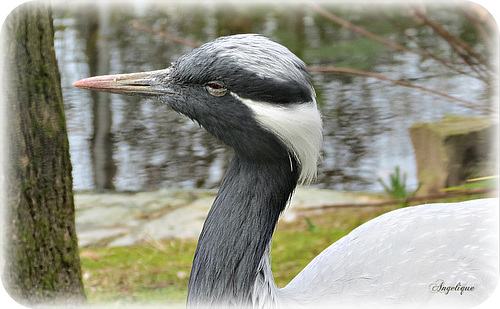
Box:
2, 2, 86, 305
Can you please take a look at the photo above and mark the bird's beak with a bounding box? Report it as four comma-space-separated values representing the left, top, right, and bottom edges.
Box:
73, 68, 172, 96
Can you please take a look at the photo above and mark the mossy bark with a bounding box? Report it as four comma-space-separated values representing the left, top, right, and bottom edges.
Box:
2, 2, 86, 305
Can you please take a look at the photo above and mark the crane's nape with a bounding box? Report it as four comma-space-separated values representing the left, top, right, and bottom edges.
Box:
74, 34, 499, 308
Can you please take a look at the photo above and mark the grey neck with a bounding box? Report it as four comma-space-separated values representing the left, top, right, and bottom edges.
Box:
187, 154, 299, 308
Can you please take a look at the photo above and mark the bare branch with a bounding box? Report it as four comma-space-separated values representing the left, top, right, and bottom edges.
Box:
462, 6, 494, 51
404, 34, 487, 82
383, 12, 488, 82
295, 187, 495, 212
131, 14, 496, 114
308, 66, 497, 114
309, 2, 492, 84
410, 5, 492, 78
307, 1, 422, 56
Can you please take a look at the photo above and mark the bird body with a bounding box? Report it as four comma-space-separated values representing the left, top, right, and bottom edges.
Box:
278, 198, 499, 308
74, 34, 499, 308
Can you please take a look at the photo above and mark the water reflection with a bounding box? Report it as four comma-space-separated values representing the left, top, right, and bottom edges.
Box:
53, 2, 492, 192
84, 5, 117, 190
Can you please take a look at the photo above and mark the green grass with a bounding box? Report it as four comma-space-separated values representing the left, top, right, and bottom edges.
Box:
80, 239, 197, 306
79, 195, 492, 305
378, 166, 421, 207
79, 205, 395, 305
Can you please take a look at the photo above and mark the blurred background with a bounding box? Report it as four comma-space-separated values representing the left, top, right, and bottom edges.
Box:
52, 1, 496, 193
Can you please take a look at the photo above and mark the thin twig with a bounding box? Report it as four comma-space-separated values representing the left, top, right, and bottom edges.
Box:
410, 6, 491, 79
295, 187, 496, 212
308, 2, 492, 84
308, 66, 496, 114
132, 17, 496, 114
462, 7, 494, 51
141, 230, 170, 254
307, 1, 422, 57
404, 34, 486, 82
383, 12, 487, 82
412, 7, 487, 65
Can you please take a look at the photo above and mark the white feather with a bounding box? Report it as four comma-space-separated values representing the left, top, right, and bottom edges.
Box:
232, 93, 323, 185
273, 198, 499, 308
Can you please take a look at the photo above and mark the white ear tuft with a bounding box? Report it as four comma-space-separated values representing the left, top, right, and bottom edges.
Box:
232, 93, 323, 185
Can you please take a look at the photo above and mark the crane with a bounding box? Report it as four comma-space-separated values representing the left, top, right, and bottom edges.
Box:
74, 34, 499, 308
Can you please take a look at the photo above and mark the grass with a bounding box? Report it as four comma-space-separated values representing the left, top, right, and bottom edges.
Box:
378, 166, 421, 207
80, 239, 196, 306
79, 194, 491, 306
79, 205, 396, 306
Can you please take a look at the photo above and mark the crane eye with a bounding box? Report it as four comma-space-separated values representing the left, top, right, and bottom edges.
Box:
206, 81, 228, 97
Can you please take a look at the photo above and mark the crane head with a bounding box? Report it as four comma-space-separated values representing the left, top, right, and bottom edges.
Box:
74, 34, 322, 184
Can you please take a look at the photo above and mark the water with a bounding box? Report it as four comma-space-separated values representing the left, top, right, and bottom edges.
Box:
53, 2, 493, 192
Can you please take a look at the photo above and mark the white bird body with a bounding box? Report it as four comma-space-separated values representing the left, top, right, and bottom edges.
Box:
74, 34, 499, 308
259, 198, 499, 308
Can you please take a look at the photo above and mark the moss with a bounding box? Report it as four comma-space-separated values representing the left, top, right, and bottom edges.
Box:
5, 1, 85, 302
21, 178, 37, 194
80, 240, 196, 304
410, 116, 497, 194
415, 116, 496, 137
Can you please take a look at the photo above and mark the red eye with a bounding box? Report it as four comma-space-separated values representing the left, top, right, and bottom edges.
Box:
205, 81, 228, 96
207, 82, 223, 89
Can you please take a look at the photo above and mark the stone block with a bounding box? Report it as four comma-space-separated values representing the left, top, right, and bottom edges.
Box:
409, 116, 498, 195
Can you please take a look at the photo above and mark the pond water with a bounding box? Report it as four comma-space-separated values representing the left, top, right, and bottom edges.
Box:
52, 2, 493, 192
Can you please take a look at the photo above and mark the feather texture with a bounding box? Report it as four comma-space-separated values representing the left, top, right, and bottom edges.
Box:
233, 94, 322, 184
275, 198, 499, 308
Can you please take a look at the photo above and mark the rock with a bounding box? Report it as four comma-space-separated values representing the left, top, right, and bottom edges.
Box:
77, 227, 130, 247
74, 187, 379, 247
107, 196, 214, 246
283, 187, 373, 222
409, 116, 498, 195
75, 188, 216, 247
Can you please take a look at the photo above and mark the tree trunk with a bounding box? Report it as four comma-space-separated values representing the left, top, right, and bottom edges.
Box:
2, 2, 86, 305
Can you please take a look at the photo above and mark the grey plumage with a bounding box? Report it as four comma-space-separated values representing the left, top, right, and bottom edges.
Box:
74, 34, 499, 309
187, 156, 298, 307
171, 34, 314, 104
